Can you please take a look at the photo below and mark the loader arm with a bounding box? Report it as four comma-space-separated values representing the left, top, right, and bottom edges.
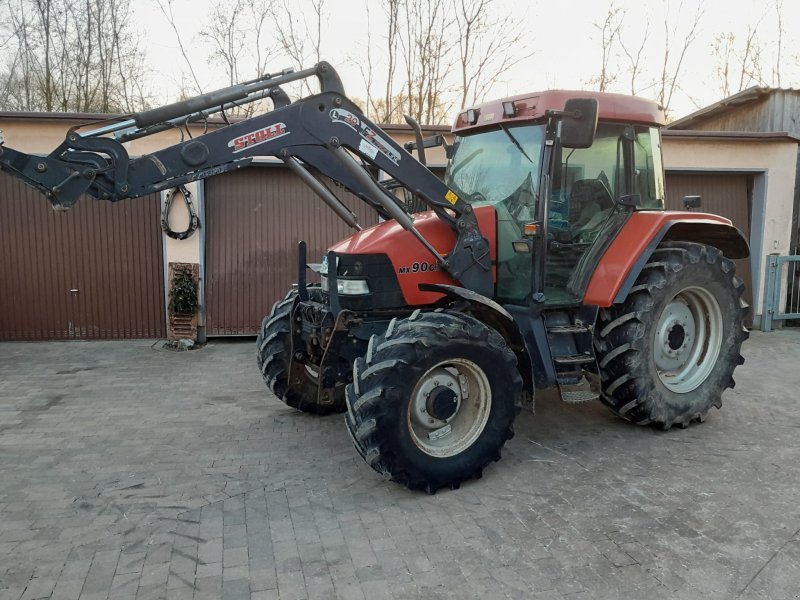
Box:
0, 62, 492, 296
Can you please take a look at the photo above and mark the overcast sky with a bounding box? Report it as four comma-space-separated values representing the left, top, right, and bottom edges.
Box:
134, 0, 799, 122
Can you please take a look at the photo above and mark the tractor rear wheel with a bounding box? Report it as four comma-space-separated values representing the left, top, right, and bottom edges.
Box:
594, 241, 749, 429
345, 310, 522, 493
256, 289, 346, 415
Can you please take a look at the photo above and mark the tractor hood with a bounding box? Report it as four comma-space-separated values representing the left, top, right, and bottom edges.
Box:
327, 205, 497, 306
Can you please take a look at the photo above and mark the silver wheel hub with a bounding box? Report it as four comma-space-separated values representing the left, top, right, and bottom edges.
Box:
654, 286, 723, 394
411, 368, 462, 429
655, 301, 695, 370
408, 359, 491, 458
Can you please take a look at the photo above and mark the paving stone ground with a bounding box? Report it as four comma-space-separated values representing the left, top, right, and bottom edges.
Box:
1, 330, 799, 599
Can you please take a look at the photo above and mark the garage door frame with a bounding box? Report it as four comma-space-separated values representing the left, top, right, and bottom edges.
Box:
665, 166, 766, 324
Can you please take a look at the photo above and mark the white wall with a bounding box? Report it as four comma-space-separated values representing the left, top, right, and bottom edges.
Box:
662, 136, 799, 319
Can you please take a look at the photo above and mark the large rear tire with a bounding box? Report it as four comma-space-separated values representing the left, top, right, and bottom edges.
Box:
345, 310, 522, 493
256, 289, 346, 415
594, 241, 749, 429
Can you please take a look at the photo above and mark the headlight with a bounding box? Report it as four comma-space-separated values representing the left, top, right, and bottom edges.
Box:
321, 275, 370, 295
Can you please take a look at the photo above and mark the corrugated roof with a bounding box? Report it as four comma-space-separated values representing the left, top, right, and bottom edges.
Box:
662, 129, 800, 143
667, 87, 800, 129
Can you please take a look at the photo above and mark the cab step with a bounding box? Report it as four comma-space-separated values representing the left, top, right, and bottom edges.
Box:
560, 389, 600, 403
553, 354, 595, 366
546, 324, 591, 334
557, 375, 600, 404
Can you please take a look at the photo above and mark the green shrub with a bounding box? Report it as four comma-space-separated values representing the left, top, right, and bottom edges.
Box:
169, 271, 198, 314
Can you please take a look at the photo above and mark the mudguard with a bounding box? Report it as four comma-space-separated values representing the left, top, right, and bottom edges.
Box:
584, 211, 750, 307
418, 282, 534, 392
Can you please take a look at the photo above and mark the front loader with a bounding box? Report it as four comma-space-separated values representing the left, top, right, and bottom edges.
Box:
0, 63, 749, 493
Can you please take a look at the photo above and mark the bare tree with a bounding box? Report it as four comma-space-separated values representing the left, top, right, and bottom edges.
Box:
249, 0, 274, 78
272, 0, 324, 96
712, 20, 769, 98
0, 0, 149, 112
200, 0, 247, 87
358, 0, 534, 125
353, 1, 378, 118
656, 1, 703, 118
154, 0, 204, 94
454, 0, 532, 110
738, 25, 766, 90
382, 0, 401, 122
156, 0, 278, 115
590, 4, 625, 92
358, 0, 403, 123
619, 19, 650, 95
712, 32, 736, 98
392, 0, 449, 124
773, 0, 783, 87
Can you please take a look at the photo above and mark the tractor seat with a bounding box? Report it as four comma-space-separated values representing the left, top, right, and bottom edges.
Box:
569, 179, 614, 228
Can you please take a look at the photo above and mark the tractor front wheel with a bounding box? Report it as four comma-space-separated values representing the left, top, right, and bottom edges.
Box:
256, 289, 346, 415
594, 241, 749, 429
345, 310, 522, 493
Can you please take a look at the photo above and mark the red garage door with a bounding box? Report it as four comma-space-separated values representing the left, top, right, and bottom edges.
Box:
204, 166, 379, 335
665, 172, 753, 313
0, 172, 166, 340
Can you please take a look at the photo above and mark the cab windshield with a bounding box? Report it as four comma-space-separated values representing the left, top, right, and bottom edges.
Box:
444, 124, 546, 218
445, 124, 545, 302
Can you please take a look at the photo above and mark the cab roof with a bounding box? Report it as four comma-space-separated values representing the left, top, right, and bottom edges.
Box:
453, 90, 666, 134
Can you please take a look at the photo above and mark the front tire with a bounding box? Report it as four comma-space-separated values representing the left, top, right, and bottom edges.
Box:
594, 241, 749, 429
256, 289, 346, 415
345, 311, 522, 493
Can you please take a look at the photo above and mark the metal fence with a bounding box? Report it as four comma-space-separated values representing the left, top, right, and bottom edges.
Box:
762, 255, 800, 331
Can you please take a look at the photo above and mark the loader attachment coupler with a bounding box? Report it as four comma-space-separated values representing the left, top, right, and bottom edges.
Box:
0, 144, 96, 210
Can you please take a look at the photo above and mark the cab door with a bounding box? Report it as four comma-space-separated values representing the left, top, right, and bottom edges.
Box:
544, 124, 664, 305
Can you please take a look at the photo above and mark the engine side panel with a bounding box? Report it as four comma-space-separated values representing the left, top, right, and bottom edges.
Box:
584, 211, 748, 307
329, 205, 497, 306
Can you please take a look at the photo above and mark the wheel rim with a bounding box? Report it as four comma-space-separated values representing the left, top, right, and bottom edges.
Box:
654, 286, 723, 393
407, 358, 492, 458
304, 363, 343, 390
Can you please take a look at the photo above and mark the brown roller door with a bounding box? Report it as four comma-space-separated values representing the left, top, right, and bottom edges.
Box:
665, 173, 753, 312
0, 171, 165, 340
204, 166, 379, 336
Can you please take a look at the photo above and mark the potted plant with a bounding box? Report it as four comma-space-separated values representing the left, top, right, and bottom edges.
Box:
168, 264, 199, 342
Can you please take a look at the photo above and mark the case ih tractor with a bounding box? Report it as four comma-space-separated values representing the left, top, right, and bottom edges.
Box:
0, 63, 749, 493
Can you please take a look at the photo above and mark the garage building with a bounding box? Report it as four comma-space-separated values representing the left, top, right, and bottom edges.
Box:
1, 99, 797, 338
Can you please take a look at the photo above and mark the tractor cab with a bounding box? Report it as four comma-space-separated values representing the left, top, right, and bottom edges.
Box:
445, 91, 667, 306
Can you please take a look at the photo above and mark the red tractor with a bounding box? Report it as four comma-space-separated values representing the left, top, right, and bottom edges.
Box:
0, 63, 749, 493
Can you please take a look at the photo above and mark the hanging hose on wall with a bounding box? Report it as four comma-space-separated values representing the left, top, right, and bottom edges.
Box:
161, 185, 200, 240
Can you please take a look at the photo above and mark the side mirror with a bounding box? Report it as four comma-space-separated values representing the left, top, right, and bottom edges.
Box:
683, 195, 702, 210
560, 98, 599, 149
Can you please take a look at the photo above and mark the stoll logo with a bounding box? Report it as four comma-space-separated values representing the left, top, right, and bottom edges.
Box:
228, 123, 289, 153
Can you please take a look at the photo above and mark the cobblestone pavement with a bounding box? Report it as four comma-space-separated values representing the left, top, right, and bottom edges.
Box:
1, 330, 799, 600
